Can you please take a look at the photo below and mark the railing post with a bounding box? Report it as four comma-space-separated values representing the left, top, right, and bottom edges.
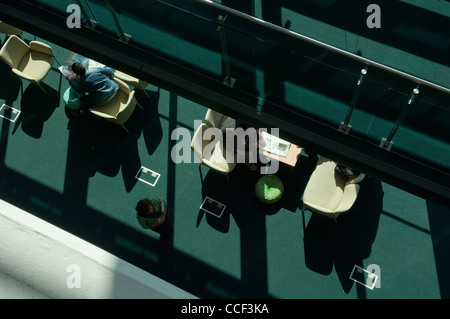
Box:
104, 0, 131, 43
379, 86, 420, 151
75, 0, 97, 29
198, 0, 450, 95
339, 68, 367, 134
217, 15, 236, 87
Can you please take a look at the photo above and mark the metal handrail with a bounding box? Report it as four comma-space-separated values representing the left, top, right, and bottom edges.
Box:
197, 0, 450, 95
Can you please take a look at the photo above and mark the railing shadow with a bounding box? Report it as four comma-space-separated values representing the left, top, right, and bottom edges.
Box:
139, 89, 163, 156
427, 200, 450, 299
263, 0, 450, 67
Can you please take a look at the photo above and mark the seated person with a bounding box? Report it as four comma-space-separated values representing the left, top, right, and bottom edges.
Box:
334, 163, 361, 179
67, 62, 119, 113
135, 197, 173, 240
219, 117, 266, 171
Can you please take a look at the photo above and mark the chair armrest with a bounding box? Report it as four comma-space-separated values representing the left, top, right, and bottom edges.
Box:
334, 183, 359, 213
202, 158, 231, 173
12, 68, 36, 82
0, 35, 29, 68
113, 76, 130, 94
114, 70, 148, 89
29, 41, 54, 57
346, 173, 366, 185
117, 90, 136, 113
89, 108, 116, 119
190, 123, 209, 160
303, 201, 334, 214
205, 109, 226, 128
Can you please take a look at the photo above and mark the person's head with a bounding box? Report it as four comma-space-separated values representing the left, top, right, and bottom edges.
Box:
135, 198, 154, 215
71, 62, 86, 76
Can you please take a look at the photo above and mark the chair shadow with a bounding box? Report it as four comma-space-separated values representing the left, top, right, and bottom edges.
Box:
197, 148, 319, 232
64, 111, 137, 192
197, 166, 236, 233
197, 162, 272, 298
138, 89, 163, 156
303, 176, 383, 294
0, 63, 21, 102
197, 163, 265, 232
92, 120, 142, 192
15, 83, 60, 138
64, 88, 163, 192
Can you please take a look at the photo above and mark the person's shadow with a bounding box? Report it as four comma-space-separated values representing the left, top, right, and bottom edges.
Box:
197, 163, 272, 298
303, 176, 383, 294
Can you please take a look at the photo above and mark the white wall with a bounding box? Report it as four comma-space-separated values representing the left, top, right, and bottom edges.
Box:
0, 200, 197, 299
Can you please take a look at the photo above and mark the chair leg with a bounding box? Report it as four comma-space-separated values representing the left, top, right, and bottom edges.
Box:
136, 100, 143, 110
143, 90, 150, 98
122, 124, 129, 133
54, 56, 62, 66
301, 205, 306, 233
37, 82, 47, 94
198, 163, 203, 183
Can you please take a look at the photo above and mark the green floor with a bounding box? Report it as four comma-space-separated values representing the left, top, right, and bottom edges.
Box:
1, 0, 450, 299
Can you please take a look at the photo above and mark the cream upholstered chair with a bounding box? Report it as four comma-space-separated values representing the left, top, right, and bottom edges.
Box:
114, 70, 150, 97
89, 77, 142, 133
302, 156, 365, 222
0, 35, 55, 93
0, 21, 22, 37
191, 123, 237, 181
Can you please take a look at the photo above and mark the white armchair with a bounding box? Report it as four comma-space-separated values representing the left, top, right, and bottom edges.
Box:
114, 70, 150, 97
0, 35, 55, 93
89, 77, 142, 133
302, 156, 365, 222
0, 21, 22, 37
190, 123, 237, 181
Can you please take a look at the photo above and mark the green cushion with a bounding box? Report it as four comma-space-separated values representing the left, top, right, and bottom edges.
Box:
255, 175, 284, 204
63, 87, 82, 110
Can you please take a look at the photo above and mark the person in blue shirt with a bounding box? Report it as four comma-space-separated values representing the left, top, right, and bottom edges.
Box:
68, 62, 119, 113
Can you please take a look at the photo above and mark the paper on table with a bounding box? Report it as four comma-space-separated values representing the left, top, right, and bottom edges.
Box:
58, 65, 72, 77
260, 131, 291, 157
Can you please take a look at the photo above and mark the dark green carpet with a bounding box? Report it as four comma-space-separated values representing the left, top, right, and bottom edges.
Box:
1, 0, 449, 298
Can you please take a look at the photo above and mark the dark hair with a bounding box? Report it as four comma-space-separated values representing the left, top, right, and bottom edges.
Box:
135, 198, 152, 215
71, 62, 86, 76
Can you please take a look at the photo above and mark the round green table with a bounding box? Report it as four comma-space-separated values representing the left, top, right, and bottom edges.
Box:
255, 175, 284, 204
63, 87, 82, 110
